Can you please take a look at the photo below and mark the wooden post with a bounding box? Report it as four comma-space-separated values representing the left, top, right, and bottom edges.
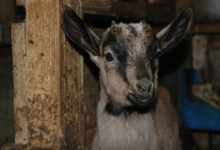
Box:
2, 0, 85, 149
12, 23, 29, 145
59, 1, 85, 149
192, 35, 208, 82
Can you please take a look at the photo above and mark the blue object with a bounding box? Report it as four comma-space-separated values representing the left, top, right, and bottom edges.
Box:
181, 69, 220, 131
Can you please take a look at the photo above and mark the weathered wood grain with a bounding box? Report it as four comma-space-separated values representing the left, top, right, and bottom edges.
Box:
26, 0, 61, 149
17, 0, 26, 6
1, 144, 28, 150
60, 1, 85, 149
84, 0, 175, 24
12, 23, 28, 145
9, 0, 85, 149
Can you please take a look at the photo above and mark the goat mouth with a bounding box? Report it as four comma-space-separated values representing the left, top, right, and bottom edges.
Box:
127, 93, 155, 108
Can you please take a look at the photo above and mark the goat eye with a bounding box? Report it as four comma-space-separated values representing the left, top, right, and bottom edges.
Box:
105, 53, 114, 61
156, 52, 161, 59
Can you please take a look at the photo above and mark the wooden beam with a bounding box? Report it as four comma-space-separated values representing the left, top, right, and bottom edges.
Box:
195, 23, 220, 34
25, 0, 85, 149
192, 35, 208, 70
25, 1, 61, 148
1, 144, 28, 150
84, 0, 175, 24
12, 23, 28, 145
192, 35, 208, 82
148, 0, 159, 4
60, 1, 85, 149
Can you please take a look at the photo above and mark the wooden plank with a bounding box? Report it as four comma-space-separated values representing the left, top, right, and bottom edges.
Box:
149, 0, 173, 4
11, 23, 28, 145
17, 0, 26, 6
149, 0, 159, 3
192, 35, 208, 82
9, 0, 86, 149
1, 144, 28, 150
60, 1, 85, 150
195, 23, 220, 34
84, 0, 114, 16
84, 0, 175, 24
26, 0, 61, 148
114, 1, 174, 24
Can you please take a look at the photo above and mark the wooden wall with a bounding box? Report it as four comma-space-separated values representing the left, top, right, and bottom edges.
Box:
2, 0, 85, 149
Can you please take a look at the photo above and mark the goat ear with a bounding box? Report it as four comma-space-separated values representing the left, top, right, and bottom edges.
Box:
156, 8, 193, 50
61, 6, 100, 56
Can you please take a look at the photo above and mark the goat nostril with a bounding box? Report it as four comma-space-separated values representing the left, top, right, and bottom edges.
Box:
136, 83, 152, 93
137, 84, 147, 92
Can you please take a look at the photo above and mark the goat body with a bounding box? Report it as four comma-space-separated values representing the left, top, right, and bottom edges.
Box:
61, 7, 193, 150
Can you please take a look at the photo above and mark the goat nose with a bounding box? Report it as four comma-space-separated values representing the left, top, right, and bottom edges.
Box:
136, 78, 152, 93
137, 84, 151, 92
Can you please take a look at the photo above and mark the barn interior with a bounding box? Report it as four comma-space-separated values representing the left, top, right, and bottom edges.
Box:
0, 0, 220, 149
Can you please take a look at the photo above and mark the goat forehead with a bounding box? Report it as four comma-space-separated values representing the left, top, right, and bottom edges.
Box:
102, 22, 155, 55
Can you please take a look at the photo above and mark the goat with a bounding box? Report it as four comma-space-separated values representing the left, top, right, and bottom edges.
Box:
61, 6, 193, 150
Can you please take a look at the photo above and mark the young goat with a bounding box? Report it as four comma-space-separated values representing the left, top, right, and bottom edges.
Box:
61, 7, 192, 150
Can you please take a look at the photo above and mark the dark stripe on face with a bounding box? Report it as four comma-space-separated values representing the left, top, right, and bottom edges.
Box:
136, 57, 150, 80
103, 33, 128, 82
147, 35, 159, 79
